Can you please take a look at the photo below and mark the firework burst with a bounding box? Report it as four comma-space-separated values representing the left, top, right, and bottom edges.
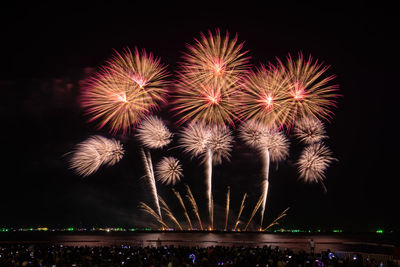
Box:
279, 53, 339, 124
294, 116, 327, 144
68, 135, 124, 177
179, 29, 250, 85
81, 48, 169, 134
136, 116, 172, 149
297, 142, 336, 184
179, 123, 211, 158
155, 157, 183, 186
238, 64, 294, 128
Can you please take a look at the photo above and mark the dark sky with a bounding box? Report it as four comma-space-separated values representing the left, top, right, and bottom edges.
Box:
1, 3, 397, 231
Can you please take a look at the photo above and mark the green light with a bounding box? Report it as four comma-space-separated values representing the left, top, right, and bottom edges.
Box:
130, 228, 136, 231
333, 229, 342, 233
376, 229, 384, 234
317, 229, 321, 232
67, 227, 74, 231
145, 228, 151, 231
29, 228, 33, 231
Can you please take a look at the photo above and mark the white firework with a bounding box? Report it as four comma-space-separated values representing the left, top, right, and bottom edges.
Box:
179, 123, 211, 158
69, 135, 124, 177
294, 116, 327, 144
208, 125, 234, 164
136, 116, 172, 149
156, 157, 183, 186
297, 142, 336, 183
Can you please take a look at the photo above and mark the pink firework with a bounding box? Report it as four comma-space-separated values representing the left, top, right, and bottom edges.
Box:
279, 53, 339, 125
81, 48, 169, 135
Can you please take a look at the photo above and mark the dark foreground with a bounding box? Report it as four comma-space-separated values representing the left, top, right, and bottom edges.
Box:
1, 243, 397, 266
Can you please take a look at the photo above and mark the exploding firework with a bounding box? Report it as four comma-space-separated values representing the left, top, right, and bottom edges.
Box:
238, 64, 294, 128
179, 123, 211, 158
279, 53, 339, 124
297, 142, 336, 184
81, 48, 169, 134
239, 120, 289, 228
294, 116, 327, 144
155, 157, 183, 186
68, 135, 124, 177
136, 116, 172, 149
173, 77, 241, 126
179, 29, 250, 85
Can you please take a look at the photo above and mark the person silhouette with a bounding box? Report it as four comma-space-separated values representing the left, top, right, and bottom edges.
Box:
309, 239, 315, 254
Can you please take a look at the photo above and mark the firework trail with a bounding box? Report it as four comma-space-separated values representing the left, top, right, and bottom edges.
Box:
185, 184, 203, 230
140, 149, 162, 218
155, 157, 183, 186
294, 116, 327, 144
279, 53, 339, 124
262, 207, 290, 231
224, 186, 230, 231
238, 64, 294, 129
158, 195, 183, 230
240, 120, 289, 228
210, 196, 214, 230
172, 188, 193, 230
139, 202, 168, 229
178, 29, 250, 85
233, 192, 247, 231
244, 194, 264, 231
68, 135, 124, 177
81, 48, 169, 134
297, 142, 336, 191
136, 116, 172, 149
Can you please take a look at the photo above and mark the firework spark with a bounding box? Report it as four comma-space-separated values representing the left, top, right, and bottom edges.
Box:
179, 123, 211, 158
238, 64, 294, 128
81, 48, 168, 134
158, 195, 183, 230
294, 116, 327, 144
224, 186, 230, 231
185, 184, 203, 230
155, 157, 183, 186
136, 116, 172, 149
279, 53, 339, 124
297, 142, 336, 184
139, 201, 168, 229
233, 192, 247, 231
262, 207, 290, 231
68, 135, 124, 177
172, 188, 193, 230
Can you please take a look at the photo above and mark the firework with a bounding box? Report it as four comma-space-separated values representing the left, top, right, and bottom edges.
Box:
179, 29, 250, 85
172, 77, 241, 125
179, 123, 211, 158
68, 135, 124, 177
240, 120, 289, 227
244, 194, 264, 231
262, 207, 290, 231
81, 48, 168, 134
297, 142, 336, 184
293, 116, 327, 144
224, 186, 230, 231
279, 53, 339, 124
139, 201, 168, 229
136, 116, 172, 149
172, 188, 193, 230
140, 149, 161, 218
155, 157, 183, 186
185, 184, 203, 230
233, 192, 247, 231
158, 195, 183, 230
238, 64, 293, 128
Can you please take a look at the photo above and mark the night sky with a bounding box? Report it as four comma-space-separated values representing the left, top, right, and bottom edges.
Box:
1, 3, 397, 231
